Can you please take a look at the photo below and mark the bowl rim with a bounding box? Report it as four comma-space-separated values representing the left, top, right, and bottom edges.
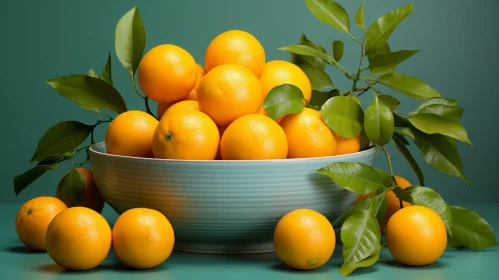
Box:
89, 142, 376, 164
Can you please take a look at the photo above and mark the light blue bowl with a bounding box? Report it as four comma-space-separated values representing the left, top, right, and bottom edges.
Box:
89, 142, 376, 253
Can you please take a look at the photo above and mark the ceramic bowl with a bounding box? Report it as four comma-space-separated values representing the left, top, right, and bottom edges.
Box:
88, 142, 376, 253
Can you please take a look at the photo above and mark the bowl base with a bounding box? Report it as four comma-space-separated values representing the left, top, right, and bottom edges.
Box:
174, 241, 275, 254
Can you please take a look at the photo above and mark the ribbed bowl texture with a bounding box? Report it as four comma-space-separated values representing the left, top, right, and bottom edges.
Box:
89, 142, 376, 253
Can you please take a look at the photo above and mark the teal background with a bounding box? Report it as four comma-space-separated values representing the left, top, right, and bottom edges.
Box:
3, 0, 498, 204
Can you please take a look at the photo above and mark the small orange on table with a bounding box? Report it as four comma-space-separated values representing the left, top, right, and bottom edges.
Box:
15, 196, 67, 251
138, 44, 197, 103
45, 207, 112, 271
386, 205, 447, 266
112, 208, 175, 269
56, 168, 105, 213
105, 110, 159, 157
204, 29, 265, 76
153, 108, 220, 160
279, 108, 337, 158
274, 208, 336, 270
220, 114, 287, 160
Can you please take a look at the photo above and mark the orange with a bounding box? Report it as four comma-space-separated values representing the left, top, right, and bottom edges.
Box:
157, 101, 174, 120
204, 30, 265, 76
279, 108, 337, 158
56, 168, 105, 213
215, 127, 226, 160
152, 109, 220, 160
198, 64, 263, 128
386, 206, 447, 266
112, 208, 175, 269
158, 100, 199, 120
15, 196, 67, 251
381, 175, 412, 230
220, 114, 288, 160
187, 64, 207, 101
45, 207, 112, 270
105, 110, 159, 158
274, 208, 335, 270
334, 133, 361, 155
259, 60, 312, 102
138, 44, 197, 103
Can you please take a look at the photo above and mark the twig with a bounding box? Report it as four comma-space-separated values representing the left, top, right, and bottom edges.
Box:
129, 72, 145, 99
381, 146, 404, 208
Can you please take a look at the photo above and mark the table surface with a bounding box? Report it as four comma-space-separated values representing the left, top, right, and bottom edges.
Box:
2, 202, 498, 280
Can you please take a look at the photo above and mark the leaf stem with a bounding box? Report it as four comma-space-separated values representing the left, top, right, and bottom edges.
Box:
352, 40, 366, 90
381, 145, 404, 208
129, 72, 145, 99
144, 97, 158, 120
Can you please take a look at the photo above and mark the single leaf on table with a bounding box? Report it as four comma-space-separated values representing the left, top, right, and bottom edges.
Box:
447, 206, 498, 250
101, 51, 113, 85
297, 65, 333, 91
279, 44, 334, 63
317, 162, 384, 194
332, 40, 344, 62
47, 74, 127, 113
304, 0, 351, 34
378, 94, 400, 111
14, 164, 57, 195
413, 130, 470, 184
340, 210, 381, 276
58, 168, 85, 207
320, 96, 364, 138
30, 121, 93, 162
364, 95, 395, 146
368, 43, 396, 75
355, 0, 365, 30
406, 186, 452, 235
393, 136, 425, 186
368, 49, 420, 70
408, 114, 472, 145
263, 84, 305, 120
339, 255, 379, 276
365, 3, 413, 55
376, 73, 441, 100
115, 6, 146, 74
415, 104, 464, 120
87, 69, 100, 78
413, 97, 458, 113
309, 89, 340, 107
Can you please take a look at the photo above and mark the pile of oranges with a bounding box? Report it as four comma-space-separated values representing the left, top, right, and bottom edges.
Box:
105, 30, 361, 161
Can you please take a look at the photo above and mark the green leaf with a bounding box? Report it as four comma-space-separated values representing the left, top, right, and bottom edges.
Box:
332, 40, 344, 62
47, 74, 127, 113
392, 132, 409, 145
279, 44, 334, 63
14, 164, 57, 195
407, 186, 452, 235
392, 186, 412, 203
378, 94, 400, 111
393, 136, 425, 186
115, 6, 146, 74
364, 95, 394, 146
365, 3, 413, 55
340, 210, 381, 276
38, 152, 72, 166
30, 121, 93, 162
416, 104, 464, 120
317, 162, 383, 194
413, 130, 470, 183
320, 96, 364, 138
368, 49, 420, 70
58, 168, 85, 207
263, 84, 305, 120
339, 255, 379, 276
369, 43, 396, 75
338, 190, 387, 227
80, 105, 103, 115
359, 128, 371, 151
414, 97, 458, 113
297, 65, 333, 91
309, 89, 340, 107
374, 168, 392, 187
376, 73, 441, 100
395, 127, 415, 140
101, 51, 113, 85
408, 114, 472, 145
291, 35, 328, 70
304, 0, 351, 34
87, 69, 100, 78
448, 206, 498, 250
355, 0, 365, 30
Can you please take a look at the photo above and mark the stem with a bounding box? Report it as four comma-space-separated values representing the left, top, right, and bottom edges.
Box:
352, 41, 366, 90
382, 145, 404, 208
144, 97, 158, 120
356, 88, 370, 97
130, 72, 145, 99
